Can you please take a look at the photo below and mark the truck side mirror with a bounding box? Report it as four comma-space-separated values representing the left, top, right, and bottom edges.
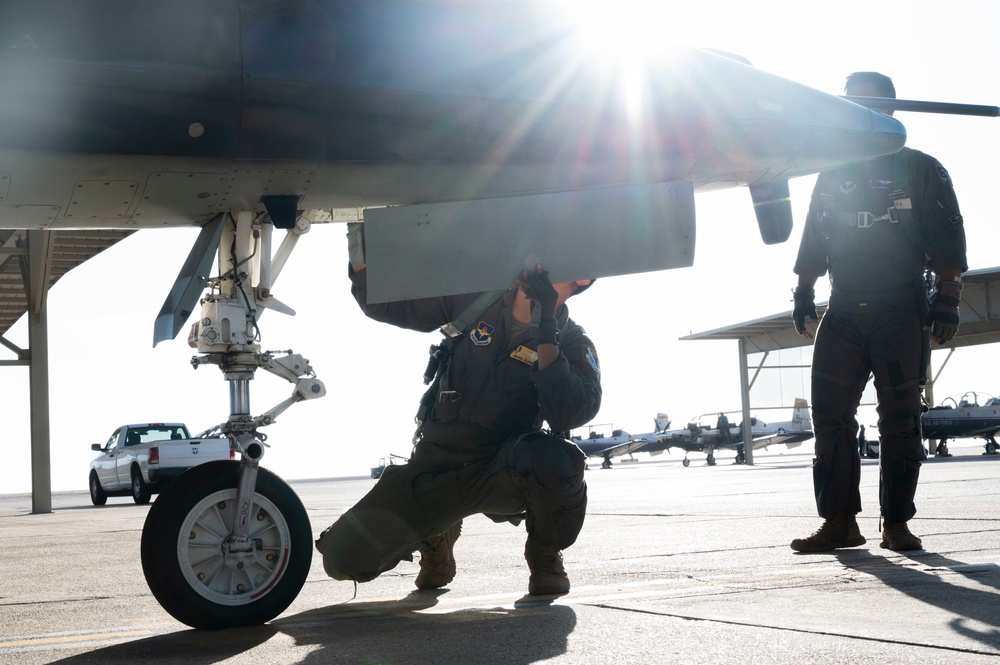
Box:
91, 443, 103, 451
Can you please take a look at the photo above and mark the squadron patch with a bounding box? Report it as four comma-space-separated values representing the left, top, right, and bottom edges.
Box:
470, 321, 495, 347
839, 179, 857, 194
510, 345, 538, 366
585, 347, 600, 373
936, 164, 953, 186
870, 178, 893, 191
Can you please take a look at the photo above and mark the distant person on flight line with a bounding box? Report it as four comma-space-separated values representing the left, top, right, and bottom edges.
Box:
789, 72, 967, 553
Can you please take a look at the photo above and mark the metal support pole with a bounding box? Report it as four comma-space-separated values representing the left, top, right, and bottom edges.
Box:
26, 230, 53, 513
739, 338, 754, 466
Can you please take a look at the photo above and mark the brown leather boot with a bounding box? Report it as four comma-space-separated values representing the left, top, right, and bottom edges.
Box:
415, 521, 462, 590
790, 516, 866, 552
881, 521, 922, 551
525, 536, 570, 595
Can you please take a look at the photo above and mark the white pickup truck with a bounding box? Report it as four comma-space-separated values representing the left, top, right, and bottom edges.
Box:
88, 423, 233, 505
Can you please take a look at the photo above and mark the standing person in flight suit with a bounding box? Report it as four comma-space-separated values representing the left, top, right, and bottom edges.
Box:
789, 72, 967, 553
316, 224, 601, 595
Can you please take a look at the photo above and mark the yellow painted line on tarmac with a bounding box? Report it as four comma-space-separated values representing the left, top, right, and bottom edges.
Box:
0, 628, 153, 650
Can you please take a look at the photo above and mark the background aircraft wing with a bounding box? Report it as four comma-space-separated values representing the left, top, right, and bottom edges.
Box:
582, 438, 650, 461
749, 430, 813, 450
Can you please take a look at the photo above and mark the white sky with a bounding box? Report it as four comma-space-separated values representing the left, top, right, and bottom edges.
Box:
3, 0, 999, 493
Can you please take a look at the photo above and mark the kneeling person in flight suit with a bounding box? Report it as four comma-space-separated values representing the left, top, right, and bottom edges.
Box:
316, 224, 601, 595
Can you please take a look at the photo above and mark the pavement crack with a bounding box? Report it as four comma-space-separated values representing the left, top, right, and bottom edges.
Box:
586, 603, 1000, 657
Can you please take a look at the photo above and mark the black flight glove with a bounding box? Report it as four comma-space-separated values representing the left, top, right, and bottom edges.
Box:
519, 267, 559, 344
928, 278, 962, 345
792, 284, 818, 336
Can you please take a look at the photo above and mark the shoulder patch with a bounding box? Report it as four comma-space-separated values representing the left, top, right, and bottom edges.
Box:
469, 321, 495, 347
936, 164, 953, 186
839, 179, 857, 194
585, 347, 600, 374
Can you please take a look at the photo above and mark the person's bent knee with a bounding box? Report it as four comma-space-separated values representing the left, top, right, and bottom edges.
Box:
316, 508, 414, 583
529, 437, 586, 493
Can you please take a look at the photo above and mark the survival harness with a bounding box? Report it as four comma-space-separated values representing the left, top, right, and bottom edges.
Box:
817, 148, 936, 386
412, 289, 508, 444
818, 148, 930, 258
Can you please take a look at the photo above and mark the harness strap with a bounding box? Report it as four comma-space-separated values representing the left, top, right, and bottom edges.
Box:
889, 149, 930, 257
414, 289, 509, 443
440, 289, 508, 340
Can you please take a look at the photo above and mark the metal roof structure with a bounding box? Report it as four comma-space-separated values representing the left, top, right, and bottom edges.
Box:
1, 229, 136, 513
0, 229, 135, 337
680, 266, 1000, 464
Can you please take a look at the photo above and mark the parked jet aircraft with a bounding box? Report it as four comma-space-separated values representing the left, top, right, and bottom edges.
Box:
636, 398, 813, 467
921, 392, 1000, 456
1, 0, 993, 632
571, 415, 670, 469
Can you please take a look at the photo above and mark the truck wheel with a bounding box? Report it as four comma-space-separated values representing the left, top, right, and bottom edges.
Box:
89, 472, 107, 506
131, 468, 152, 504
141, 460, 312, 629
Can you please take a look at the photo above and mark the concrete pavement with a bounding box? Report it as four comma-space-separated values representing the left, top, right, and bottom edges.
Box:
2, 446, 998, 664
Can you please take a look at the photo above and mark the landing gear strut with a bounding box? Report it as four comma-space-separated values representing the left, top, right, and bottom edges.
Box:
140, 211, 326, 629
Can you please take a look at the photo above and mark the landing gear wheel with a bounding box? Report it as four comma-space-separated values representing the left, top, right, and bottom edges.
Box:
141, 460, 312, 629
601, 459, 612, 469
986, 441, 999, 455
89, 472, 107, 506
735, 451, 746, 465
706, 454, 716, 466
682, 458, 690, 467
132, 469, 152, 504
936, 442, 951, 458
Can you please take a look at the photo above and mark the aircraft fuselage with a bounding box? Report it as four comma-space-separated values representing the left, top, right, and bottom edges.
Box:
0, 0, 905, 230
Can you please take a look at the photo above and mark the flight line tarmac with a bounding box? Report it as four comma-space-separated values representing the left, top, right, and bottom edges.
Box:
2, 447, 999, 664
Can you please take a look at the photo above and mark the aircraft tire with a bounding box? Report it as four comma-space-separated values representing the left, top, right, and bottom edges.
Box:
601, 460, 612, 469
986, 442, 999, 455
89, 471, 107, 506
132, 468, 152, 504
682, 458, 690, 467
141, 460, 312, 630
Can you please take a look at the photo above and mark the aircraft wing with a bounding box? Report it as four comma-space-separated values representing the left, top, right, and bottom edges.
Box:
0, 229, 135, 337
585, 438, 650, 461
1, 1, 911, 306
632, 432, 704, 455
748, 430, 813, 450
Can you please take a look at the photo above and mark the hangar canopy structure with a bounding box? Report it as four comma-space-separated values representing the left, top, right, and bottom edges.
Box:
1, 229, 135, 513
681, 266, 1000, 465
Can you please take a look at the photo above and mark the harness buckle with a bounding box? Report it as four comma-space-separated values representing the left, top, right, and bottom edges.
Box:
856, 211, 877, 228
856, 211, 893, 229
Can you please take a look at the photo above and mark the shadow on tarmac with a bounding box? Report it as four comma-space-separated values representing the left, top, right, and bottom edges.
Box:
48, 625, 279, 664
47, 590, 577, 664
837, 550, 1000, 653
269, 590, 577, 665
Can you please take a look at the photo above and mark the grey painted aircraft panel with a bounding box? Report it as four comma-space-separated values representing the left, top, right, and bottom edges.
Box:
363, 181, 695, 303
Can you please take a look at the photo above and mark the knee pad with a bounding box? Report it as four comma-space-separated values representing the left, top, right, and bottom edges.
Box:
879, 414, 921, 441
316, 465, 430, 582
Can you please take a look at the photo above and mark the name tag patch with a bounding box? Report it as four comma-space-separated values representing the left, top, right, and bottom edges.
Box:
510, 345, 538, 366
